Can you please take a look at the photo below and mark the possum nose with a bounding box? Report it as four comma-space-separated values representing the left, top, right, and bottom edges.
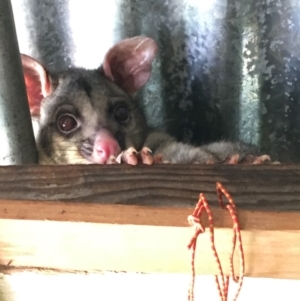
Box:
93, 132, 121, 164
95, 143, 115, 160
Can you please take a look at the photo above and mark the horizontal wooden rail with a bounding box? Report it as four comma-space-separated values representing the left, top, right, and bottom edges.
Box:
0, 164, 298, 279
0, 164, 300, 210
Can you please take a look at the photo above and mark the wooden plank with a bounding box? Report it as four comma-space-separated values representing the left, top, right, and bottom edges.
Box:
0, 164, 298, 279
0, 217, 298, 279
0, 164, 299, 210
0, 199, 299, 230
0, 201, 298, 279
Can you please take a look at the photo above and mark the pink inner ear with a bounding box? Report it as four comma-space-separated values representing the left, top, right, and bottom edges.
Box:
102, 36, 158, 94
21, 54, 52, 117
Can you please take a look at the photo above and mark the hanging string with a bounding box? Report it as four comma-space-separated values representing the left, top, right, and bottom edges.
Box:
187, 182, 245, 301
216, 182, 245, 300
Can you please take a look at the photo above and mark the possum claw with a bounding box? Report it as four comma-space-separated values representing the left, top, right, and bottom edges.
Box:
119, 147, 139, 165
140, 147, 154, 165
117, 147, 154, 165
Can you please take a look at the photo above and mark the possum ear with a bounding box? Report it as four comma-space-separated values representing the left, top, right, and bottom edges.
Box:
102, 36, 158, 95
21, 54, 53, 117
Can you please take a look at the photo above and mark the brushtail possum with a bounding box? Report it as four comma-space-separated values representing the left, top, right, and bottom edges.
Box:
21, 36, 272, 165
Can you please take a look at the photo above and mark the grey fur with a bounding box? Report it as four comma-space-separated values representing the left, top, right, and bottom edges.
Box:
35, 67, 149, 164
32, 66, 263, 165
22, 35, 267, 165
144, 132, 261, 164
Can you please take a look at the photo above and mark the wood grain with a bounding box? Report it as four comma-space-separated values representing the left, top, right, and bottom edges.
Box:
0, 199, 298, 279
0, 164, 298, 279
0, 164, 300, 210
0, 218, 298, 279
0, 199, 299, 230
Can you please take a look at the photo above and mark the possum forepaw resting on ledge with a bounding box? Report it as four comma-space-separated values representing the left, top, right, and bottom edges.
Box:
224, 154, 274, 165
109, 146, 155, 166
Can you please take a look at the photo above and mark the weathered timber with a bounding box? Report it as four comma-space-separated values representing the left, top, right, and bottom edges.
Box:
0, 200, 299, 230
0, 218, 298, 279
0, 165, 298, 278
0, 164, 299, 210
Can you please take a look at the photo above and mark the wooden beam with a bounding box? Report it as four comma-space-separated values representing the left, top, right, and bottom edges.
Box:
0, 219, 298, 279
0, 199, 299, 230
0, 200, 299, 279
0, 164, 300, 210
0, 164, 298, 279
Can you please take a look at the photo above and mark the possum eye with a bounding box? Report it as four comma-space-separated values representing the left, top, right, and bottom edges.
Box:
57, 114, 78, 133
114, 105, 129, 123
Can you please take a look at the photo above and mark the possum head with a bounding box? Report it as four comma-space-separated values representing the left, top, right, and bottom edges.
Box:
21, 36, 158, 164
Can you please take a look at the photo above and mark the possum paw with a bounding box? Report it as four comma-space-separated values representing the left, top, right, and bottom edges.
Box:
140, 147, 154, 165
245, 154, 271, 165
225, 154, 271, 165
116, 147, 139, 165
225, 154, 240, 164
252, 155, 271, 164
116, 147, 154, 165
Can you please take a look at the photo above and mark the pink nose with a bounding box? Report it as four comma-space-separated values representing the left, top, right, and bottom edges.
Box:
92, 132, 121, 164
94, 141, 117, 162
